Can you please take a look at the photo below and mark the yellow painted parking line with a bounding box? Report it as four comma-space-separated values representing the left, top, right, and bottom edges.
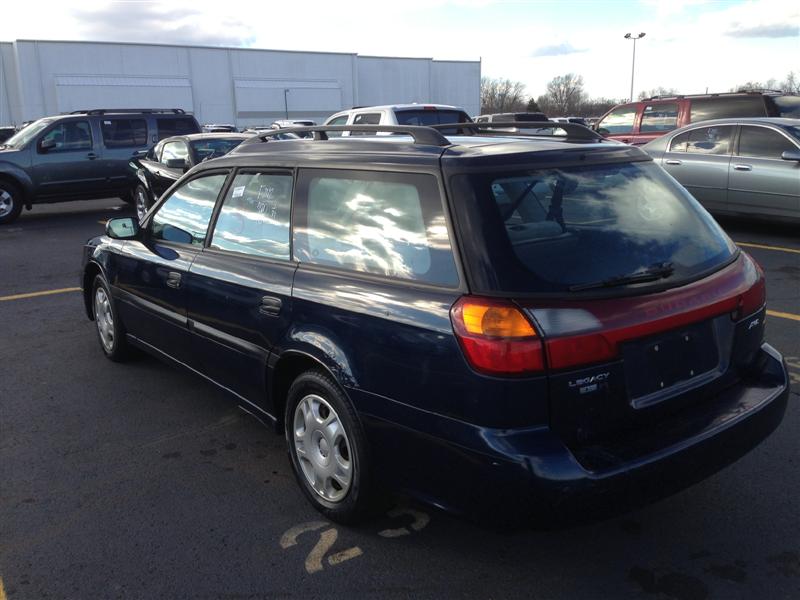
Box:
768, 310, 800, 323
736, 241, 800, 255
0, 287, 81, 302
0, 576, 7, 600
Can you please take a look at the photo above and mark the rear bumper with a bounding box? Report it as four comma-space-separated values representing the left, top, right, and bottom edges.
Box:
355, 343, 789, 526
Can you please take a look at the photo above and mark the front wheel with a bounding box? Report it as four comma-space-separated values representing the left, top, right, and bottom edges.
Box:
92, 275, 131, 362
285, 370, 372, 524
0, 181, 23, 225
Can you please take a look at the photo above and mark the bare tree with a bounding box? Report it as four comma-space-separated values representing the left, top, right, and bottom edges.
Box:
536, 74, 585, 117
480, 77, 528, 114
781, 71, 799, 93
638, 87, 678, 100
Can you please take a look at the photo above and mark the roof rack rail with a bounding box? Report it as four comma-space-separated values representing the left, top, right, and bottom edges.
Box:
69, 108, 187, 115
253, 124, 451, 146
430, 121, 604, 141
643, 90, 786, 101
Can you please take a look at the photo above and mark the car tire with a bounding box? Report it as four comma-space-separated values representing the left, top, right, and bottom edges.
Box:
134, 184, 152, 222
92, 274, 131, 362
285, 370, 372, 524
0, 180, 24, 225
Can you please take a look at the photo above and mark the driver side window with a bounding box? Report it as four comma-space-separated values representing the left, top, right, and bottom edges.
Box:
150, 173, 228, 246
39, 121, 93, 152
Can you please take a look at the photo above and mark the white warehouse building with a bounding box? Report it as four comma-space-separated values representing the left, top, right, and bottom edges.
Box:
0, 39, 481, 128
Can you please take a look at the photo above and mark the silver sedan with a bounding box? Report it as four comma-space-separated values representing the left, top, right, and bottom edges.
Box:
643, 118, 800, 222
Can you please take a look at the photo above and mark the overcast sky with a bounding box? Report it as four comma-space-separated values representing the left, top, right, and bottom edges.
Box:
3, 0, 799, 100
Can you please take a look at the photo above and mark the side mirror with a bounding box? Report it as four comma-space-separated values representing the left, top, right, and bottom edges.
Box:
106, 217, 140, 240
781, 149, 800, 162
39, 137, 57, 152
597, 127, 610, 136
132, 149, 148, 158
165, 158, 188, 171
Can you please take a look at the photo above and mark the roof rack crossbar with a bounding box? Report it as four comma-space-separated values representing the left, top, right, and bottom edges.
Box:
430, 121, 604, 141
254, 124, 451, 146
69, 108, 187, 115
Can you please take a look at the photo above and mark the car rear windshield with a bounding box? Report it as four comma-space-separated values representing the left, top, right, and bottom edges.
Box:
452, 161, 736, 295
156, 117, 200, 140
395, 110, 470, 126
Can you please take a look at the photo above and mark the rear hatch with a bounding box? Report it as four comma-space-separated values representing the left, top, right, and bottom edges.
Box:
446, 155, 766, 455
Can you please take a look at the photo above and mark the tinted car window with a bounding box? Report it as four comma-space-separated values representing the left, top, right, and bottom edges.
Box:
294, 169, 459, 286
690, 96, 766, 122
640, 103, 679, 133
669, 126, 733, 154
597, 106, 636, 134
325, 115, 349, 137
738, 126, 797, 159
156, 117, 199, 141
151, 173, 227, 246
351, 113, 382, 136
394, 110, 470, 126
452, 162, 735, 294
101, 119, 147, 148
190, 138, 244, 162
39, 121, 92, 152
162, 141, 189, 163
769, 96, 800, 118
211, 172, 292, 259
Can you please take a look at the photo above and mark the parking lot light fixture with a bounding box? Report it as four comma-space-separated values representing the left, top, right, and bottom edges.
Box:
624, 32, 646, 102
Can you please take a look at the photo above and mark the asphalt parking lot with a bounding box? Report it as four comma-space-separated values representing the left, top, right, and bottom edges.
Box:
1, 200, 798, 600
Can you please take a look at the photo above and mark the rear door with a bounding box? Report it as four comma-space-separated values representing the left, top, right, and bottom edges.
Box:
99, 117, 150, 195
113, 170, 229, 364
728, 125, 800, 218
660, 124, 735, 212
186, 169, 296, 406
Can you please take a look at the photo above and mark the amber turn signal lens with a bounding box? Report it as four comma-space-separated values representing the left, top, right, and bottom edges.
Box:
460, 303, 537, 338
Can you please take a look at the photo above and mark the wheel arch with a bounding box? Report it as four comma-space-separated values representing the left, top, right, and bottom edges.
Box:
82, 261, 106, 320
0, 170, 32, 207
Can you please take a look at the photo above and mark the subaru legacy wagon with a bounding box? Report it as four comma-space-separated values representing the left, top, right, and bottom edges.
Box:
81, 123, 789, 525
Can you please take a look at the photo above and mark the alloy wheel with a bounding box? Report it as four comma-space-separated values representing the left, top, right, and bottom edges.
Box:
94, 286, 115, 353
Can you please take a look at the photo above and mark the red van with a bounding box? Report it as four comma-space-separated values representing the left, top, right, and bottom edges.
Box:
595, 91, 800, 145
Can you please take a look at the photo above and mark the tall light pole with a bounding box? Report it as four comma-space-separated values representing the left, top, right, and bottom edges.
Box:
624, 32, 646, 102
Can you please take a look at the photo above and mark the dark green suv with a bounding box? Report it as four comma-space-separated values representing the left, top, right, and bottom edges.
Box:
0, 108, 200, 224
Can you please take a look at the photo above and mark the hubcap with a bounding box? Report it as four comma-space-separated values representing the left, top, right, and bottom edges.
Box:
94, 287, 115, 352
135, 188, 149, 221
0, 189, 13, 218
293, 394, 352, 503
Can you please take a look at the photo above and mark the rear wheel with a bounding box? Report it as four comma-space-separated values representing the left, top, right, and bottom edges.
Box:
0, 181, 23, 225
285, 370, 372, 524
92, 275, 131, 362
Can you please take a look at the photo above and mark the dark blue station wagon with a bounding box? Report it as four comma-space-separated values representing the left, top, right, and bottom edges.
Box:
81, 124, 789, 525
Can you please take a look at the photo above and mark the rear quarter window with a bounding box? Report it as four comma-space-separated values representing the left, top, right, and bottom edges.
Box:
689, 96, 766, 122
293, 169, 459, 286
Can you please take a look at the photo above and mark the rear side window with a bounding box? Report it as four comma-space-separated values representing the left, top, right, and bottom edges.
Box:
294, 169, 459, 286
640, 103, 678, 133
669, 125, 734, 155
394, 110, 470, 126
151, 173, 228, 246
101, 119, 147, 148
738, 126, 797, 159
690, 96, 766, 122
210, 171, 292, 259
768, 96, 800, 118
156, 117, 199, 141
451, 162, 735, 294
597, 106, 636, 134
325, 115, 349, 137
351, 113, 382, 136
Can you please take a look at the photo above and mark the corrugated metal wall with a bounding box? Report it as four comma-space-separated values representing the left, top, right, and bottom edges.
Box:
0, 40, 480, 126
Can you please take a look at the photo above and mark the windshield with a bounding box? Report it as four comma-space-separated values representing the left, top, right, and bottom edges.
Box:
190, 138, 244, 162
3, 119, 53, 149
784, 125, 800, 142
453, 161, 736, 295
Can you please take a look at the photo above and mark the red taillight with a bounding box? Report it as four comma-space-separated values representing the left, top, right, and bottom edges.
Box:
450, 296, 545, 376
736, 255, 766, 318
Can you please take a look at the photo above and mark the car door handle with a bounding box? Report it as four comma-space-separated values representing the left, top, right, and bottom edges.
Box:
87, 152, 98, 160
665, 159, 682, 166
166, 271, 182, 289
733, 164, 752, 171
259, 296, 282, 316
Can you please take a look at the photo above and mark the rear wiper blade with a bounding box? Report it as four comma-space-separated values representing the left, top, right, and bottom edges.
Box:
569, 262, 674, 292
